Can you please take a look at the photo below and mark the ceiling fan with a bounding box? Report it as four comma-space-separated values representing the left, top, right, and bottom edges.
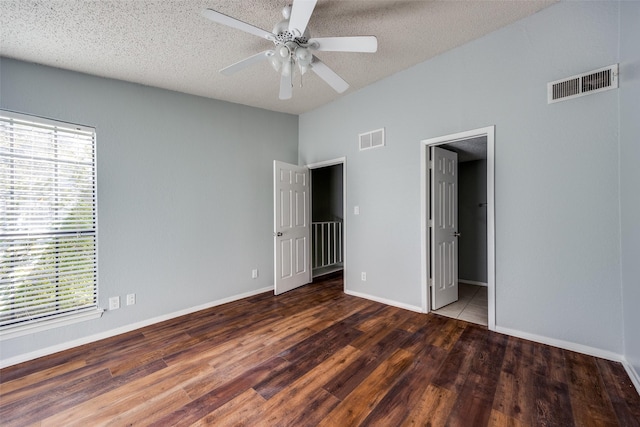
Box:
201, 0, 378, 100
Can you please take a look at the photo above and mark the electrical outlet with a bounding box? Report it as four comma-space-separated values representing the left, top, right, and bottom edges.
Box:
251, 269, 259, 279
126, 293, 136, 306
354, 206, 360, 215
109, 296, 120, 310
361, 272, 367, 281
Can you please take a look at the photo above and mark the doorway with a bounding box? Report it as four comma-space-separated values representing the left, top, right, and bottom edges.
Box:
307, 158, 347, 283
420, 126, 496, 330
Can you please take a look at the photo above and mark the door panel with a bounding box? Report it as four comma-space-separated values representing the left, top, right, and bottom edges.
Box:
274, 161, 311, 295
431, 147, 459, 310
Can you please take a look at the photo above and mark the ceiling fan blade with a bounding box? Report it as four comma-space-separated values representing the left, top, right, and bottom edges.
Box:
201, 9, 274, 40
288, 0, 317, 36
279, 73, 292, 100
309, 36, 378, 53
311, 58, 349, 94
220, 51, 274, 75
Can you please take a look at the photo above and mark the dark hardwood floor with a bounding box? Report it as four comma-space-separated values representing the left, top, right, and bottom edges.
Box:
1, 274, 639, 426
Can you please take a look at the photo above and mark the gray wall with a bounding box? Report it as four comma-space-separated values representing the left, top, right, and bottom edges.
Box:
0, 58, 298, 362
311, 164, 343, 222
458, 160, 487, 283
299, 1, 625, 354
620, 1, 640, 378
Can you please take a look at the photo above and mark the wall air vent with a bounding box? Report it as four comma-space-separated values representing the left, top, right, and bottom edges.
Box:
548, 64, 618, 104
359, 128, 385, 151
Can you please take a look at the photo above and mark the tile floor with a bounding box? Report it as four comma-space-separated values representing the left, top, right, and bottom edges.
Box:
432, 283, 488, 326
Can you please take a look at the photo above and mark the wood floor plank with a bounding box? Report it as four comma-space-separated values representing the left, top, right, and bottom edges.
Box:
595, 358, 640, 426
0, 359, 86, 396
184, 327, 318, 400
253, 322, 363, 400
318, 348, 415, 427
565, 351, 620, 427
38, 360, 204, 426
360, 344, 448, 425
190, 388, 266, 427
399, 384, 457, 427
532, 369, 575, 427
1, 274, 638, 426
148, 356, 290, 427
488, 409, 531, 427
322, 328, 412, 400
247, 346, 361, 426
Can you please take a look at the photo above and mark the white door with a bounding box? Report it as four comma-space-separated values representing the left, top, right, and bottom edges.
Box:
274, 160, 311, 295
431, 146, 459, 309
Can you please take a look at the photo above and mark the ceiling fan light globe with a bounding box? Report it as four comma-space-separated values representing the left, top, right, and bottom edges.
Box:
278, 45, 290, 59
295, 47, 311, 64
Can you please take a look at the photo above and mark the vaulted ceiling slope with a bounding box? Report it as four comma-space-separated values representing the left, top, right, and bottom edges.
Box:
0, 0, 556, 115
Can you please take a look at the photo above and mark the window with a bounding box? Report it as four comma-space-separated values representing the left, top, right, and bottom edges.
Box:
0, 111, 101, 339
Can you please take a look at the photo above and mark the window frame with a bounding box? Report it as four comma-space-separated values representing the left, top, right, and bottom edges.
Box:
0, 110, 103, 340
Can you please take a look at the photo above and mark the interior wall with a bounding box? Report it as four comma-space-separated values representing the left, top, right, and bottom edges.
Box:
299, 1, 624, 354
458, 159, 488, 284
0, 58, 299, 363
619, 1, 640, 380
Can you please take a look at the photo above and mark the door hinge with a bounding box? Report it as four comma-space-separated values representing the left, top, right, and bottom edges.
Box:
429, 160, 434, 169
428, 219, 433, 227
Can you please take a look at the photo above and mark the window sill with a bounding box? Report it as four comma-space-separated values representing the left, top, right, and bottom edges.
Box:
0, 308, 104, 341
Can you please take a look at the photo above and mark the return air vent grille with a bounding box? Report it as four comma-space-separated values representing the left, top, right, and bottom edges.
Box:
359, 128, 385, 151
548, 64, 618, 104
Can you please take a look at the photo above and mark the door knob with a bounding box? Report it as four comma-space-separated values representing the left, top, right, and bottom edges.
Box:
453, 232, 461, 237
274, 232, 283, 237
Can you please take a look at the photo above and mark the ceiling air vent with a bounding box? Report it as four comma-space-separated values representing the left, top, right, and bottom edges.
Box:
359, 128, 385, 151
548, 64, 618, 104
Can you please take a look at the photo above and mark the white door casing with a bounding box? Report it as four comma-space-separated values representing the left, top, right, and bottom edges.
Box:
420, 126, 495, 330
274, 160, 311, 295
431, 146, 459, 310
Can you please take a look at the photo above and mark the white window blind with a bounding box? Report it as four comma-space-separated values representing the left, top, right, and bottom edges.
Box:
0, 110, 99, 334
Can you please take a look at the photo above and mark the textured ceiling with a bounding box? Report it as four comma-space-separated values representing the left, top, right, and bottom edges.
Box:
0, 0, 556, 115
446, 136, 487, 163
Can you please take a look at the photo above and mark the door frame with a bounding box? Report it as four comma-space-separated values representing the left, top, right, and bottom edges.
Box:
420, 126, 496, 330
306, 157, 347, 292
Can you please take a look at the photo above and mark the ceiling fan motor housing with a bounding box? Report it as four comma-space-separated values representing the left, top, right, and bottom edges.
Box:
271, 18, 313, 74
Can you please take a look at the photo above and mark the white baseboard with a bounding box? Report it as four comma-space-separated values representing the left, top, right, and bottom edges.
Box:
0, 286, 273, 369
622, 360, 640, 395
344, 289, 423, 313
459, 279, 488, 287
494, 325, 624, 362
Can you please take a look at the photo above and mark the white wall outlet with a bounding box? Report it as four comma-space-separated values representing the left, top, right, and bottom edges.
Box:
251, 269, 259, 279
361, 272, 367, 281
109, 296, 120, 310
126, 293, 136, 306
354, 206, 360, 215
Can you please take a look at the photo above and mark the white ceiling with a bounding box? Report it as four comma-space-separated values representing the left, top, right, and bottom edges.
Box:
0, 0, 556, 115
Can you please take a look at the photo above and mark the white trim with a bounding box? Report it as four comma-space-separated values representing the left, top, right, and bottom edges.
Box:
0, 286, 271, 369
306, 157, 346, 170
495, 325, 624, 362
622, 360, 640, 395
344, 289, 422, 313
420, 126, 496, 330
0, 308, 104, 341
458, 279, 488, 287
306, 157, 347, 293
